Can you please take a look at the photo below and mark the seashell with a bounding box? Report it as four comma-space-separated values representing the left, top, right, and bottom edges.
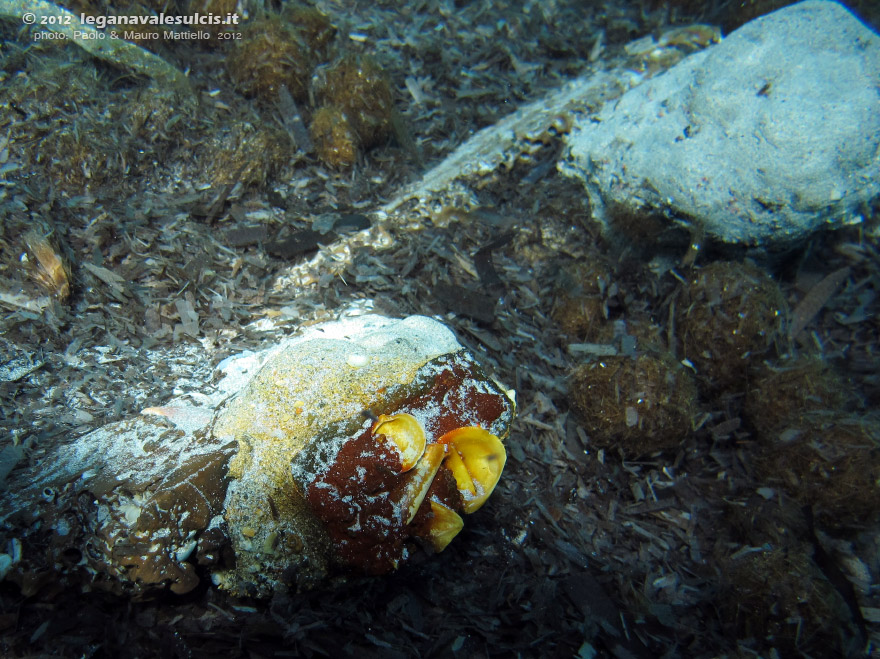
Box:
425, 500, 464, 552
0, 315, 515, 598
438, 426, 507, 513
396, 443, 445, 524
371, 412, 427, 472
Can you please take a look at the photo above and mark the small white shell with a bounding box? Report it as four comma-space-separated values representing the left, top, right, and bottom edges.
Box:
176, 540, 197, 563
120, 503, 141, 525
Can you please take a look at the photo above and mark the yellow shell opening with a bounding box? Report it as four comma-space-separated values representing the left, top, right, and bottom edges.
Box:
372, 412, 427, 472
398, 443, 445, 524
438, 426, 507, 513
427, 500, 464, 552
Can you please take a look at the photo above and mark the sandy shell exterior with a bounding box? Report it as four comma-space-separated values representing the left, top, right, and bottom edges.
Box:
0, 315, 515, 599
211, 315, 514, 595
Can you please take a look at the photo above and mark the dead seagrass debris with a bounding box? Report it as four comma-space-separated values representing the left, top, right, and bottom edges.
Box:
787, 266, 852, 341
0, 0, 190, 90
0, 314, 515, 599
278, 84, 314, 154
0, 227, 71, 312
0, 338, 45, 385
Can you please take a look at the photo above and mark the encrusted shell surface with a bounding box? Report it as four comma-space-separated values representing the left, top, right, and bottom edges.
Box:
212, 314, 514, 595
0, 315, 515, 599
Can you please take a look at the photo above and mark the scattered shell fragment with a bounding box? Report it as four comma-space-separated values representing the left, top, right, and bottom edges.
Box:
23, 231, 70, 302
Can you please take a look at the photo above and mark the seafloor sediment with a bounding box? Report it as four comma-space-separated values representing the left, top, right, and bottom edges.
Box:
0, 0, 879, 656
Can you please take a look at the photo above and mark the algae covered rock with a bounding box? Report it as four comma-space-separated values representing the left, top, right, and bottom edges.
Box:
211, 315, 515, 595
0, 315, 515, 599
560, 0, 880, 248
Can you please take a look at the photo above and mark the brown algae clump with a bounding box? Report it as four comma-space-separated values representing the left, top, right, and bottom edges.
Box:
678, 261, 785, 391
553, 295, 607, 340
551, 256, 614, 341
315, 54, 394, 150
742, 356, 875, 529
37, 124, 119, 191
743, 356, 853, 440
283, 4, 336, 58
754, 416, 880, 529
310, 106, 359, 167
227, 17, 311, 102
188, 0, 239, 39
569, 352, 697, 456
719, 544, 855, 654
207, 124, 290, 187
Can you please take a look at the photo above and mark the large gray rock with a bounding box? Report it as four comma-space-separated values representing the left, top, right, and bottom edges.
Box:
560, 0, 880, 247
